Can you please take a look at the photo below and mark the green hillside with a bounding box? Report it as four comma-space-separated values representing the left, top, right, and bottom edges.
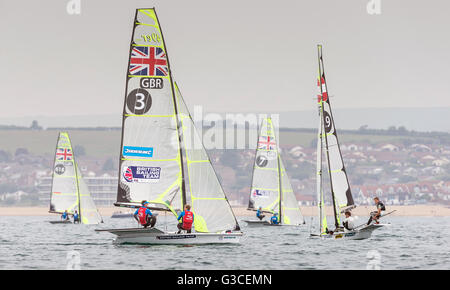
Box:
0, 127, 447, 158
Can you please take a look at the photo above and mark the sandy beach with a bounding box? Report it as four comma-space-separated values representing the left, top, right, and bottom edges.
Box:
1, 205, 449, 217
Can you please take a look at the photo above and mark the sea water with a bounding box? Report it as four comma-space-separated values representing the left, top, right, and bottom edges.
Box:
0, 215, 449, 269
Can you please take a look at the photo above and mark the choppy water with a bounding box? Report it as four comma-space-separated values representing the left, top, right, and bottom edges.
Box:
0, 215, 449, 269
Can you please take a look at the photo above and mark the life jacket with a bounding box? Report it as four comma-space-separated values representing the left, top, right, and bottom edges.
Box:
182, 211, 194, 229
271, 215, 278, 224
138, 207, 148, 225
378, 202, 386, 211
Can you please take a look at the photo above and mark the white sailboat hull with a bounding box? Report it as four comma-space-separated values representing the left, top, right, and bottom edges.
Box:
96, 228, 243, 245
312, 224, 385, 240
243, 220, 270, 227
49, 220, 72, 224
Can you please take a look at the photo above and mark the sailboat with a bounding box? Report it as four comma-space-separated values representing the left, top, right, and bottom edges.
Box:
312, 45, 384, 239
96, 8, 242, 244
244, 118, 305, 227
49, 132, 103, 224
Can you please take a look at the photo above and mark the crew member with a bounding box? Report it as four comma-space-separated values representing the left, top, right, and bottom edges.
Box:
177, 204, 194, 234
134, 200, 156, 228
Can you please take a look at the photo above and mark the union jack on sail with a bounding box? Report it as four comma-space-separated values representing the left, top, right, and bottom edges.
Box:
258, 136, 276, 151
56, 148, 73, 161
129, 46, 168, 76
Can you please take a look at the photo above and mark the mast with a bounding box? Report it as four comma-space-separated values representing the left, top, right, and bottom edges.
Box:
274, 118, 282, 223
73, 144, 82, 221
317, 45, 339, 229
316, 108, 324, 233
153, 9, 187, 208
49, 133, 60, 213
247, 119, 262, 210
277, 151, 283, 224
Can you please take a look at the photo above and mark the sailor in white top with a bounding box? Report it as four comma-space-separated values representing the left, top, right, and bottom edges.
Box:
343, 211, 357, 231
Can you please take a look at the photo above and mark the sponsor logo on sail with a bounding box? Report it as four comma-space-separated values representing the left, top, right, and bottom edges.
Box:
123, 166, 161, 183
252, 189, 270, 198
122, 146, 153, 157
140, 78, 163, 89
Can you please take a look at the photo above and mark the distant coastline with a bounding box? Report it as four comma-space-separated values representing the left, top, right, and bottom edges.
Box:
1, 205, 449, 217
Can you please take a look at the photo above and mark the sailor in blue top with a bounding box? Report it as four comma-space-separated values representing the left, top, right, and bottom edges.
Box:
256, 206, 265, 221
270, 212, 279, 225
61, 210, 69, 221
73, 210, 80, 224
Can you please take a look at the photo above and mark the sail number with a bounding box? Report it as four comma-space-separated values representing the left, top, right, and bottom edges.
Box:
324, 111, 332, 133
126, 89, 152, 115
141, 33, 161, 44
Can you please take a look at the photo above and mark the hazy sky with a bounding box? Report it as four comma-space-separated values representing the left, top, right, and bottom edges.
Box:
1, 0, 449, 118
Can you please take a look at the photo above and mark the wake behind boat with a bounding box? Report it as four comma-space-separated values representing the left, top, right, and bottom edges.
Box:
312, 45, 385, 240
48, 132, 103, 225
96, 8, 242, 245
244, 118, 305, 227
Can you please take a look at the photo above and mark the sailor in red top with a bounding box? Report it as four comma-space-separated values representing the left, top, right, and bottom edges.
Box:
177, 204, 194, 234
133, 200, 157, 228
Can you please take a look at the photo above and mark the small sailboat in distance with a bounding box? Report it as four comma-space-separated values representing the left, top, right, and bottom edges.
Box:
96, 8, 242, 244
244, 118, 305, 227
312, 45, 384, 239
49, 132, 103, 224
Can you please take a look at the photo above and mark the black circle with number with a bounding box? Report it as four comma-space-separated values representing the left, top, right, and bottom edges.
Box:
126, 89, 152, 115
324, 111, 333, 133
55, 164, 65, 175
256, 155, 268, 167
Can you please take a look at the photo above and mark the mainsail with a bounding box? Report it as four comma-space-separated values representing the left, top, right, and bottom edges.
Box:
248, 118, 304, 225
317, 45, 355, 228
116, 8, 239, 233
49, 132, 103, 224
